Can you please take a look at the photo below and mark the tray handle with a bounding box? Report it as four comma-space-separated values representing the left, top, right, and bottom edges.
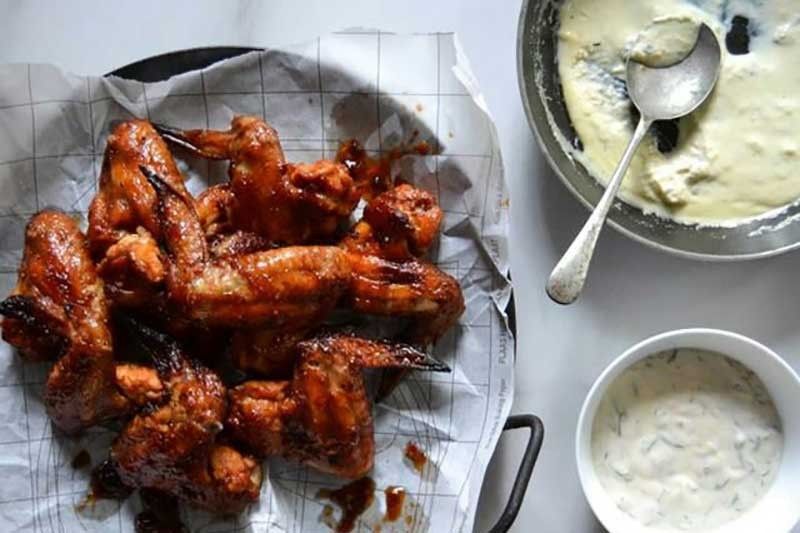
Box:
488, 414, 545, 533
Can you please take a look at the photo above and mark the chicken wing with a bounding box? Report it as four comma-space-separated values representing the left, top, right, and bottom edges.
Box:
227, 334, 449, 479
88, 119, 195, 317
143, 167, 350, 328
156, 116, 359, 245
338, 185, 459, 399
341, 183, 442, 261
111, 319, 261, 513
89, 119, 192, 256
231, 185, 452, 377
0, 211, 128, 433
340, 185, 462, 345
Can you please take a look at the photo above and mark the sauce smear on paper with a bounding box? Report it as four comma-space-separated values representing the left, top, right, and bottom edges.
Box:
71, 449, 91, 469
404, 441, 427, 473
89, 459, 133, 500
135, 489, 188, 533
337, 138, 432, 200
383, 486, 406, 522
317, 477, 376, 532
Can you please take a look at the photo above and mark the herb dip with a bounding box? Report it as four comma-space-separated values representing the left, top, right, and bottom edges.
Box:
591, 349, 783, 531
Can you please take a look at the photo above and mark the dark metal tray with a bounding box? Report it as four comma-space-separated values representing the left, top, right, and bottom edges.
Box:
109, 47, 543, 533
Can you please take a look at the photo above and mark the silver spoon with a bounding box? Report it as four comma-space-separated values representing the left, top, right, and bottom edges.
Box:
546, 23, 722, 305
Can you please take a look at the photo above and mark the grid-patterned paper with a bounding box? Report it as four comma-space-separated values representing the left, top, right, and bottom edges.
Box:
0, 33, 513, 533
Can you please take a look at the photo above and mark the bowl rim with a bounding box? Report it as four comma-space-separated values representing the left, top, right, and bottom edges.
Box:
515, 0, 800, 262
575, 327, 800, 533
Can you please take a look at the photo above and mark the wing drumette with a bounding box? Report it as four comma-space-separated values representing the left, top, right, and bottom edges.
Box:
0, 211, 128, 433
341, 184, 464, 345
88, 120, 192, 301
227, 334, 449, 479
110, 319, 262, 513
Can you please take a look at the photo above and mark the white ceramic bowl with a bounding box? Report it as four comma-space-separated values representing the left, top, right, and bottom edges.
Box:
576, 328, 800, 533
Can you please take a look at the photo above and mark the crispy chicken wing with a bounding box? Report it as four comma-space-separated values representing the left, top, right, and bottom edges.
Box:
88, 119, 195, 317
111, 319, 261, 513
0, 211, 128, 433
156, 116, 359, 245
345, 255, 464, 344
89, 120, 192, 255
341, 183, 443, 261
340, 185, 462, 345
144, 167, 350, 328
227, 334, 449, 479
231, 185, 453, 377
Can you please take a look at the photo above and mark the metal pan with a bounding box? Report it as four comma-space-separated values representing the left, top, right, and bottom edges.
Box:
517, 0, 800, 261
108, 47, 543, 533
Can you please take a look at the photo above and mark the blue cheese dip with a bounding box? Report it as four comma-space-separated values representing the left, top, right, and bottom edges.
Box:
558, 0, 800, 225
591, 349, 783, 531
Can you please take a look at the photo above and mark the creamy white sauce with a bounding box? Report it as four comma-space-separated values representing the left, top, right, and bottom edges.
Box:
558, 0, 800, 226
591, 349, 783, 531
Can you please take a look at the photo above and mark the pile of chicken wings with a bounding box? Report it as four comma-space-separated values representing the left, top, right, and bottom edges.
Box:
0, 116, 464, 514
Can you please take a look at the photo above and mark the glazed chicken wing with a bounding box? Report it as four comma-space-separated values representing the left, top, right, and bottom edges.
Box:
89, 119, 192, 255
340, 185, 463, 345
0, 211, 128, 433
345, 255, 463, 345
111, 319, 261, 513
156, 116, 359, 245
231, 184, 455, 377
342, 183, 443, 261
340, 185, 460, 399
227, 334, 449, 479
88, 120, 192, 307
144, 167, 350, 328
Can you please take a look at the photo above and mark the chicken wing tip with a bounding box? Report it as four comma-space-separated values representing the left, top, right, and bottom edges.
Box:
0, 295, 65, 341
116, 315, 184, 376
152, 123, 201, 154
0, 295, 39, 321
138, 165, 187, 203
395, 349, 450, 372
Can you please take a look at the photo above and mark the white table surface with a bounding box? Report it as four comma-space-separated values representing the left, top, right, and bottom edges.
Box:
3, 1, 799, 532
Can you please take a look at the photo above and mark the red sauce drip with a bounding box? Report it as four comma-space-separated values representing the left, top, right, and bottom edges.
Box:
77, 459, 133, 512
317, 477, 376, 533
135, 489, 187, 533
383, 486, 406, 522
89, 460, 133, 500
404, 441, 427, 473
71, 449, 91, 469
336, 139, 433, 201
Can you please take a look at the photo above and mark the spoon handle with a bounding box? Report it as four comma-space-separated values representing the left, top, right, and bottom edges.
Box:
546, 117, 653, 305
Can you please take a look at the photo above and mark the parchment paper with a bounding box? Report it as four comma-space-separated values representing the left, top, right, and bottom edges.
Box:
0, 32, 513, 533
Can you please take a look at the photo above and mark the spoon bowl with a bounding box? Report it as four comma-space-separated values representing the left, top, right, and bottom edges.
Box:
546, 23, 722, 305
628, 24, 722, 121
